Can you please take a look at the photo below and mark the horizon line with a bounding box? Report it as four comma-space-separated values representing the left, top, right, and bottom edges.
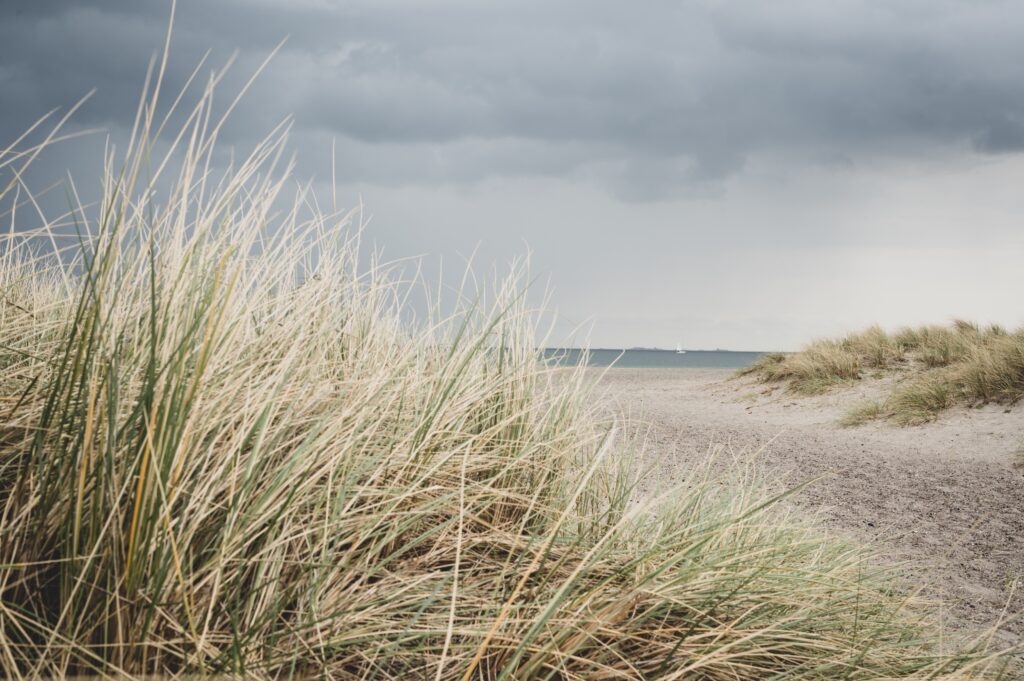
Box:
543, 346, 773, 354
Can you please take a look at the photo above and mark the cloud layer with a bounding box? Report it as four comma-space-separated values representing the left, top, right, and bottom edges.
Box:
2, 0, 1024, 349
5, 0, 1024, 200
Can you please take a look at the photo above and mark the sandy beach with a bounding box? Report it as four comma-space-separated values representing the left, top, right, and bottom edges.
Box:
596, 367, 1024, 646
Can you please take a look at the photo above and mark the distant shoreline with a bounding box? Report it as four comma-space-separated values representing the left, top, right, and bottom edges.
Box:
542, 348, 765, 369
545, 347, 774, 354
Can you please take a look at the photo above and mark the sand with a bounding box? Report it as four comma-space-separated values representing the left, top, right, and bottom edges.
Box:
594, 367, 1024, 646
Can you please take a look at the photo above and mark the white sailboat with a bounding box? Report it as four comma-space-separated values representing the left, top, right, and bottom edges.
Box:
675, 343, 686, 354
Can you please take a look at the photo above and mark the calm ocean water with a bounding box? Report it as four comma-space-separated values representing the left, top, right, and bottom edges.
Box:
542, 348, 764, 369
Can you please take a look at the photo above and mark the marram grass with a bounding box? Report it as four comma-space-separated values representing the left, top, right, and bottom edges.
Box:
740, 323, 1024, 425
0, 63, 1014, 680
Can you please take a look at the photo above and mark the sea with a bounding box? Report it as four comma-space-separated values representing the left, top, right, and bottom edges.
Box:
542, 348, 764, 369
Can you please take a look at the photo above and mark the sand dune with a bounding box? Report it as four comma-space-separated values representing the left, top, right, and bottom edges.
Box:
597, 367, 1024, 647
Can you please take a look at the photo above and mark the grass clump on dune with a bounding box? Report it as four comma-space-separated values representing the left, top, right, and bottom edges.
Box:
888, 373, 957, 426
737, 341, 860, 395
0, 61, 1014, 679
740, 322, 1024, 426
839, 400, 886, 427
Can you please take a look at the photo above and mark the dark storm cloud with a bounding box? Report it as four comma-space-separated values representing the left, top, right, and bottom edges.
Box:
4, 0, 1024, 200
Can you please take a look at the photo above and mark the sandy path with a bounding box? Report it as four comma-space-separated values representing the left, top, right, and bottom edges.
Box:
594, 367, 1024, 646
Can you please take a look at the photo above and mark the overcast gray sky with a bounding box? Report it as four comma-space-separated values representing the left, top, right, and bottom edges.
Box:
3, 0, 1023, 350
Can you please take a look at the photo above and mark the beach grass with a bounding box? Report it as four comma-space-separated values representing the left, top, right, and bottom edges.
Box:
839, 399, 887, 427
739, 323, 1024, 425
0, 58, 1015, 679
736, 343, 860, 395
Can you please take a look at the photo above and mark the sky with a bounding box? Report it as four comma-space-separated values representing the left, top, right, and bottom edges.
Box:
2, 0, 1023, 350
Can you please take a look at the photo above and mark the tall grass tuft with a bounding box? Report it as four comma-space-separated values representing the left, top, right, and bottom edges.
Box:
737, 341, 860, 394
742, 322, 1024, 426
0, 57, 1013, 679
888, 373, 957, 425
843, 324, 904, 368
